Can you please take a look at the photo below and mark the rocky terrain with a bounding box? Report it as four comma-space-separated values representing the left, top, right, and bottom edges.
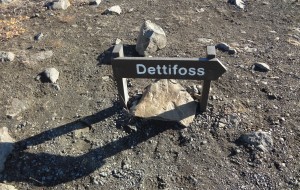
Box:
0, 0, 299, 189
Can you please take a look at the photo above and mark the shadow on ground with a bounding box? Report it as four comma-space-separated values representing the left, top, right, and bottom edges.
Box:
1, 102, 182, 186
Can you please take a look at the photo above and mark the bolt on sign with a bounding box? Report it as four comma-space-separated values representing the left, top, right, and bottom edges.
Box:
111, 45, 227, 112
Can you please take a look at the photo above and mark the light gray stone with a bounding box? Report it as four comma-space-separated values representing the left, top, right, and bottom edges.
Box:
40, 68, 59, 83
105, 5, 122, 15
228, 0, 245, 9
6, 98, 28, 119
136, 20, 167, 56
31, 50, 53, 61
52, 0, 70, 10
197, 38, 213, 45
131, 79, 197, 127
0, 51, 15, 62
253, 62, 270, 72
0, 127, 14, 173
238, 130, 273, 152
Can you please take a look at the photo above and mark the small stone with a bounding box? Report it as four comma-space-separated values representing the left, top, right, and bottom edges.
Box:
6, 98, 28, 119
89, 0, 101, 6
105, 5, 122, 15
52, 83, 61, 91
34, 32, 44, 41
52, 0, 71, 10
136, 20, 167, 56
114, 38, 122, 45
0, 127, 15, 173
253, 62, 270, 72
39, 68, 59, 83
238, 130, 273, 152
200, 140, 207, 145
0, 51, 15, 62
244, 46, 257, 53
99, 172, 108, 177
216, 42, 230, 51
228, 0, 245, 9
102, 76, 110, 81
228, 48, 237, 55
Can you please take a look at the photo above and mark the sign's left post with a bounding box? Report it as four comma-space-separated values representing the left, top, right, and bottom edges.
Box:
112, 44, 129, 107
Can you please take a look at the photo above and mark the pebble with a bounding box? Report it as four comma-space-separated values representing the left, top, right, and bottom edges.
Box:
197, 38, 214, 45
39, 68, 60, 83
52, 0, 71, 10
34, 32, 44, 41
105, 5, 122, 15
228, 0, 245, 9
0, 51, 15, 62
216, 42, 230, 51
244, 46, 257, 53
102, 76, 110, 81
89, 0, 101, 6
253, 62, 270, 72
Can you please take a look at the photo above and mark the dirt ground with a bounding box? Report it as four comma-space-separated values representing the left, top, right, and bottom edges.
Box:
0, 0, 299, 189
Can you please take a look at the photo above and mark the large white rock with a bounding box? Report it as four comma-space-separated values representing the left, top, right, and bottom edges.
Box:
52, 0, 71, 10
131, 79, 197, 127
136, 20, 167, 56
0, 127, 14, 173
40, 68, 59, 83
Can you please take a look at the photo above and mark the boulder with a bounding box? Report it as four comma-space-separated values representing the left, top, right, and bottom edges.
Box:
136, 20, 167, 56
131, 79, 197, 127
0, 127, 14, 173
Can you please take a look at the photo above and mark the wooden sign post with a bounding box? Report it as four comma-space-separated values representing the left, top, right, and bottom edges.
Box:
111, 44, 226, 112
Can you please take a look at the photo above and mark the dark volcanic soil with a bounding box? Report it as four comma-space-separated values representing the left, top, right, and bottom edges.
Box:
0, 0, 299, 189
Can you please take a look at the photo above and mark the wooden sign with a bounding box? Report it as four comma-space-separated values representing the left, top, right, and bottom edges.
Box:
111, 45, 227, 112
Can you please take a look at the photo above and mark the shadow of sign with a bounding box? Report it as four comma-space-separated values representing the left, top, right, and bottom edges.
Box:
1, 102, 184, 187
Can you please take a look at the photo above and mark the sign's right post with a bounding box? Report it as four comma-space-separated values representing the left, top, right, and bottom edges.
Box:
200, 46, 216, 112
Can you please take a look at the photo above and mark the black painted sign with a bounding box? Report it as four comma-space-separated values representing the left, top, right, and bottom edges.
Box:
111, 45, 227, 112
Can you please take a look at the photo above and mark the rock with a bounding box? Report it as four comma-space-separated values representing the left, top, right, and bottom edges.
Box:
0, 51, 15, 62
114, 38, 122, 45
216, 42, 230, 51
253, 62, 270, 72
136, 20, 167, 56
0, 127, 14, 173
39, 68, 59, 83
238, 130, 273, 152
34, 32, 44, 41
228, 0, 245, 9
131, 79, 197, 127
228, 48, 237, 55
52, 0, 71, 10
6, 98, 28, 119
89, 0, 101, 5
244, 46, 257, 53
0, 183, 17, 190
105, 5, 122, 15
31, 50, 53, 61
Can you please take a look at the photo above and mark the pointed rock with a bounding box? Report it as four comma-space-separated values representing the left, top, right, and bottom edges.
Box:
136, 20, 167, 56
131, 79, 197, 127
